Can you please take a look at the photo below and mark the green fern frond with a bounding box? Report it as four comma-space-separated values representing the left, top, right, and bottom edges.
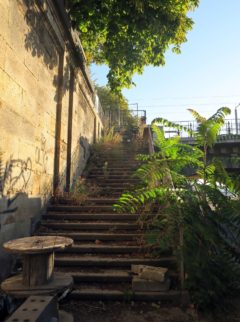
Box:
151, 117, 192, 135
208, 107, 231, 123
187, 108, 207, 123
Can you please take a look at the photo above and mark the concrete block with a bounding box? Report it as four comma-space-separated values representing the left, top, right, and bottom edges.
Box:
132, 276, 170, 292
139, 266, 168, 282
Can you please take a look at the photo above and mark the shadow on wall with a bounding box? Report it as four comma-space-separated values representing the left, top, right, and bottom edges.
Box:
22, 1, 94, 193
70, 136, 90, 186
0, 154, 42, 281
57, 135, 91, 192
23, 0, 77, 100
0, 0, 95, 279
24, 0, 59, 69
0, 137, 91, 281
0, 193, 42, 282
0, 157, 32, 199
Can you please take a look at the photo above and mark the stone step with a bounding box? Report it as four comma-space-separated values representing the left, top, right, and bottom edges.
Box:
69, 289, 186, 304
41, 222, 141, 231
55, 256, 176, 269
57, 268, 177, 283
88, 176, 134, 182
57, 244, 146, 254
52, 198, 118, 205
90, 179, 136, 189
91, 159, 139, 163
98, 187, 132, 193
89, 178, 139, 187
42, 213, 146, 221
47, 205, 115, 213
38, 232, 142, 241
89, 167, 137, 172
92, 158, 137, 163
61, 271, 132, 283
87, 175, 134, 180
88, 170, 134, 175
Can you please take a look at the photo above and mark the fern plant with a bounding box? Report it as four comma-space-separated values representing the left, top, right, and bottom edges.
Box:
114, 107, 240, 310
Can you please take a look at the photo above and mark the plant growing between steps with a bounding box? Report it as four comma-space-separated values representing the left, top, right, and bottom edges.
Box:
97, 127, 122, 145
54, 177, 101, 205
114, 107, 240, 311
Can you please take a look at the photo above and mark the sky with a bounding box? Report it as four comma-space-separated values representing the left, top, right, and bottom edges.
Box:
91, 0, 240, 123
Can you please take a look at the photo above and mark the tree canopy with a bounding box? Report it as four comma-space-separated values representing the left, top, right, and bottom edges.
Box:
68, 0, 199, 92
95, 85, 128, 113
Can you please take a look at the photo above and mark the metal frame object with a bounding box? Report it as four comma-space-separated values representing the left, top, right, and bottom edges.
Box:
6, 295, 73, 322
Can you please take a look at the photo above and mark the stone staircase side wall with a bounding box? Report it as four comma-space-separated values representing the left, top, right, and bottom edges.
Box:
0, 0, 103, 280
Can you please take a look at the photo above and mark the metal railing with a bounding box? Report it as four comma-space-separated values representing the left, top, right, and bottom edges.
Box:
162, 119, 240, 138
98, 108, 147, 129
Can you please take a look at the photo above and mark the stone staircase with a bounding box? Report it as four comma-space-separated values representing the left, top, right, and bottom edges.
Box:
37, 143, 184, 303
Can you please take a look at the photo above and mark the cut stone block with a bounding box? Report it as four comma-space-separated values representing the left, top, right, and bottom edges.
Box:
131, 265, 168, 281
131, 264, 146, 274
139, 266, 168, 282
132, 277, 170, 292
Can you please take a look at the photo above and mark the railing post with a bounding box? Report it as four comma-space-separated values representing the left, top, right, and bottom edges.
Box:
235, 104, 240, 135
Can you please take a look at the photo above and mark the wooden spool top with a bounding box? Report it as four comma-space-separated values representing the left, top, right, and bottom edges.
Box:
4, 236, 73, 254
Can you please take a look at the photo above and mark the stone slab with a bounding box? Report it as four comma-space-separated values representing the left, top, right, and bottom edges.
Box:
132, 277, 170, 292
132, 264, 168, 279
131, 264, 146, 274
139, 266, 168, 282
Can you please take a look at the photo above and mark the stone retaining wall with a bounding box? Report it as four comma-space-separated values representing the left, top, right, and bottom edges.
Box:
0, 0, 103, 279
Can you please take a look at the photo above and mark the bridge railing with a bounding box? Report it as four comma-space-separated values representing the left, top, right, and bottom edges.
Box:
163, 119, 240, 138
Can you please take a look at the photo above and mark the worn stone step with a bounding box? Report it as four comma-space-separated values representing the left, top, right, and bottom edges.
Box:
38, 232, 142, 241
92, 158, 137, 163
66, 271, 132, 283
89, 166, 137, 171
42, 222, 141, 231
42, 213, 145, 221
91, 159, 139, 163
99, 187, 131, 192
88, 178, 138, 184
57, 244, 146, 254
52, 198, 118, 205
58, 269, 177, 283
87, 174, 134, 179
88, 174, 139, 182
90, 160, 136, 164
69, 288, 186, 304
55, 256, 176, 268
94, 183, 135, 188
47, 205, 115, 213
88, 170, 134, 175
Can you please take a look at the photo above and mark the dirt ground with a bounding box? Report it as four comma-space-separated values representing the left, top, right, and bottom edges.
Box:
61, 300, 240, 322
61, 301, 191, 322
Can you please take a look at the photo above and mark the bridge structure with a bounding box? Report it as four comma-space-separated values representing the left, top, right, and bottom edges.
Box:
162, 119, 240, 173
